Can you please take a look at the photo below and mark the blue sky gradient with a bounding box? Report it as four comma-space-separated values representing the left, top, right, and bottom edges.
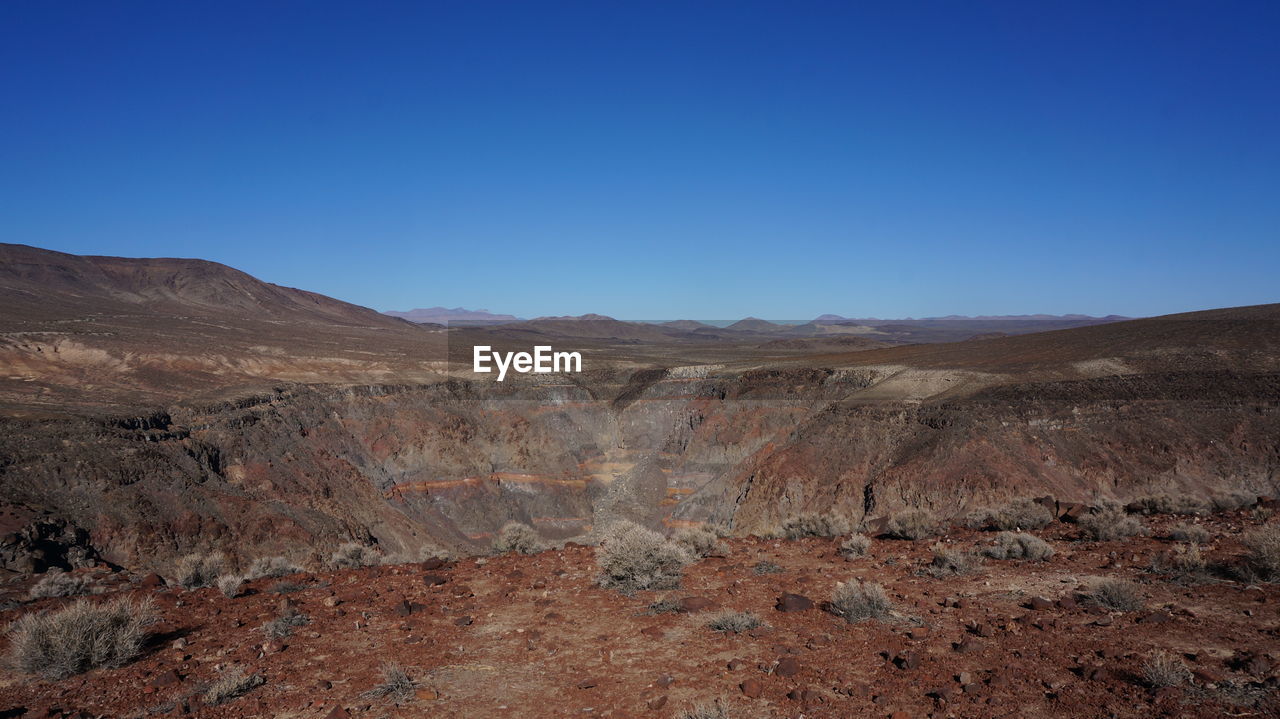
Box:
2, 2, 1277, 319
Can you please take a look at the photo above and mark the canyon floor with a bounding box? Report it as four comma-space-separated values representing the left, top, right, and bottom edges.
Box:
1, 511, 1276, 719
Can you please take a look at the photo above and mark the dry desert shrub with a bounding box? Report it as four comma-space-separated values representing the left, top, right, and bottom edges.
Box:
6, 595, 156, 678
216, 575, 244, 599
678, 700, 730, 719
1142, 651, 1192, 688
885, 509, 938, 540
673, 526, 728, 558
174, 552, 229, 589
245, 556, 303, 579
982, 531, 1055, 561
203, 666, 265, 706
1210, 491, 1258, 513
960, 507, 996, 529
1240, 524, 1280, 582
329, 542, 382, 569
993, 498, 1055, 530
839, 534, 872, 558
28, 571, 92, 599
1131, 494, 1210, 516
752, 560, 785, 575
492, 522, 546, 555
1149, 544, 1208, 583
595, 520, 693, 593
1083, 577, 1144, 611
782, 512, 853, 539
705, 610, 762, 633
1168, 522, 1211, 544
828, 578, 892, 623
1079, 510, 1143, 541
260, 606, 309, 639
362, 662, 421, 702
924, 544, 982, 577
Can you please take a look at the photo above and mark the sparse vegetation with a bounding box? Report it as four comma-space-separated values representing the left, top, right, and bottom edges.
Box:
884, 509, 938, 540
1240, 524, 1280, 582
329, 542, 382, 569
6, 596, 156, 678
1168, 522, 1211, 544
647, 597, 684, 614
982, 531, 1055, 561
1130, 494, 1210, 516
781, 512, 853, 539
705, 610, 761, 633
361, 662, 421, 702
839, 534, 871, 558
1079, 509, 1143, 541
1149, 544, 1208, 583
492, 521, 546, 555
28, 571, 92, 599
203, 666, 265, 706
260, 606, 310, 639
677, 700, 730, 719
1210, 491, 1257, 513
595, 520, 693, 593
993, 498, 1055, 530
923, 544, 982, 577
269, 579, 308, 594
752, 560, 784, 575
216, 574, 244, 598
828, 578, 892, 623
673, 526, 728, 557
1142, 651, 1192, 688
961, 507, 995, 529
1082, 577, 1144, 611
174, 552, 229, 589
245, 556, 303, 579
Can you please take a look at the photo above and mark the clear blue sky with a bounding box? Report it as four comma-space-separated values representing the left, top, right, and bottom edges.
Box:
2, 2, 1277, 320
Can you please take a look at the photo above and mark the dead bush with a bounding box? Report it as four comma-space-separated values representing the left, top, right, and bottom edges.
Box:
260, 606, 309, 639
924, 544, 982, 577
329, 542, 382, 569
492, 522, 546, 555
1240, 524, 1280, 582
1082, 577, 1144, 611
960, 507, 995, 529
884, 509, 938, 540
1210, 491, 1257, 513
677, 700, 730, 719
6, 595, 156, 678
827, 578, 892, 623
982, 531, 1054, 561
361, 661, 421, 702
839, 534, 871, 558
28, 571, 92, 599
751, 561, 784, 575
1149, 544, 1208, 583
1131, 494, 1210, 516
1142, 651, 1192, 688
673, 526, 728, 558
782, 512, 853, 539
993, 498, 1055, 530
203, 666, 265, 706
595, 520, 693, 593
705, 610, 762, 633
216, 575, 244, 599
174, 552, 229, 589
1079, 510, 1143, 541
1168, 522, 1210, 544
245, 556, 303, 579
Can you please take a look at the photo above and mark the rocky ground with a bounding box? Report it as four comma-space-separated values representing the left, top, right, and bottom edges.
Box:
0, 511, 1277, 719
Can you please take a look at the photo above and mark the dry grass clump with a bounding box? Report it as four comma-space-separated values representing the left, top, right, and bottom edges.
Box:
6, 596, 156, 678
329, 542, 382, 569
492, 522, 546, 555
361, 662, 421, 702
993, 498, 1055, 530
245, 556, 303, 579
1209, 491, 1257, 513
782, 512, 853, 539
923, 544, 982, 577
828, 578, 892, 623
260, 606, 310, 639
595, 520, 693, 593
677, 700, 730, 719
1240, 524, 1280, 582
203, 666, 265, 706
960, 507, 995, 529
1168, 522, 1210, 544
174, 552, 229, 589
1131, 494, 1210, 516
982, 531, 1055, 561
1082, 577, 1144, 611
28, 571, 93, 599
839, 534, 872, 558
1149, 544, 1208, 583
752, 560, 784, 575
1078, 509, 1144, 541
884, 509, 938, 540
216, 575, 244, 599
705, 610, 762, 633
673, 526, 728, 558
1142, 651, 1192, 688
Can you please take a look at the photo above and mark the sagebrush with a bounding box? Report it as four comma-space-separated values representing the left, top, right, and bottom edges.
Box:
982, 531, 1054, 561
174, 552, 229, 589
6, 596, 156, 678
595, 520, 693, 593
329, 542, 382, 569
828, 578, 892, 622
1079, 510, 1143, 541
923, 544, 982, 577
705, 610, 761, 633
782, 512, 853, 539
673, 526, 727, 557
203, 667, 265, 706
28, 571, 92, 599
1083, 577, 1144, 611
993, 498, 1055, 530
839, 534, 871, 558
884, 509, 938, 540
492, 522, 546, 555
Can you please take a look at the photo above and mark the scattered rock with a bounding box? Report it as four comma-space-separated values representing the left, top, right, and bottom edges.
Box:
775, 593, 814, 612
740, 678, 763, 698
774, 657, 801, 677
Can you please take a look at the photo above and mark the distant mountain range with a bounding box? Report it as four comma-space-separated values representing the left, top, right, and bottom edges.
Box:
814, 313, 1131, 323
384, 307, 521, 324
